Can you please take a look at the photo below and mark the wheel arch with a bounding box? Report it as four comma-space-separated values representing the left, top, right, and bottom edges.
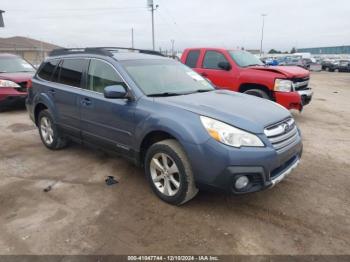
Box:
34, 103, 48, 126
33, 93, 57, 126
239, 83, 273, 99
139, 130, 178, 167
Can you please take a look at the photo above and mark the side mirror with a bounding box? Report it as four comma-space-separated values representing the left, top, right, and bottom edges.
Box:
104, 85, 128, 99
218, 61, 231, 71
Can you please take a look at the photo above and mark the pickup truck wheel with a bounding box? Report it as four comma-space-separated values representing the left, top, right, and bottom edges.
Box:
145, 139, 198, 205
38, 110, 68, 150
243, 89, 270, 100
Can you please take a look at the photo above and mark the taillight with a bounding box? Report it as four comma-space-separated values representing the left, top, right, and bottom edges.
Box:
27, 79, 32, 88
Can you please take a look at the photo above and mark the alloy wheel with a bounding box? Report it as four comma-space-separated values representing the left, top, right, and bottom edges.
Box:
150, 153, 181, 196
40, 116, 54, 145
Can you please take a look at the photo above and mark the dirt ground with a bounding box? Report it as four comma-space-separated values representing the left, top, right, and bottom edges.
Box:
0, 72, 349, 255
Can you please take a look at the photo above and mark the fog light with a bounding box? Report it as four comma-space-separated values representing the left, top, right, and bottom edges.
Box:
235, 176, 249, 190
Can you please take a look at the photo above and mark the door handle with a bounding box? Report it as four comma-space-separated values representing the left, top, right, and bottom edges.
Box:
48, 89, 55, 95
81, 98, 92, 106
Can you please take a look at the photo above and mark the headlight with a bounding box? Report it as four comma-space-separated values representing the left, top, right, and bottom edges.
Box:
0, 79, 20, 88
274, 79, 292, 92
200, 116, 264, 148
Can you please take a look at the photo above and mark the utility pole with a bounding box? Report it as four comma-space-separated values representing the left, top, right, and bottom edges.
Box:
147, 0, 159, 50
171, 39, 175, 57
260, 14, 267, 57
131, 27, 134, 48
0, 10, 5, 27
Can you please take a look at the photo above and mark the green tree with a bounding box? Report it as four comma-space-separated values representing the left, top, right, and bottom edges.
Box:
268, 49, 281, 54
290, 47, 297, 54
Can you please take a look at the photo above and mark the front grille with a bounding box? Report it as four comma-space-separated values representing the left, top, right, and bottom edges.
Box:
292, 77, 309, 91
264, 118, 299, 154
15, 82, 28, 93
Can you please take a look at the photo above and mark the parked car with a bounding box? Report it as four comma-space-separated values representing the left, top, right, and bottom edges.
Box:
27, 47, 303, 205
321, 59, 339, 72
337, 60, 350, 72
181, 48, 313, 111
261, 57, 279, 66
0, 54, 35, 111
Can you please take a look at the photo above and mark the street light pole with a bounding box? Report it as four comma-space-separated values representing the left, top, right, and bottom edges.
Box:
260, 14, 267, 57
171, 39, 175, 57
131, 27, 134, 48
148, 0, 159, 50
0, 10, 5, 28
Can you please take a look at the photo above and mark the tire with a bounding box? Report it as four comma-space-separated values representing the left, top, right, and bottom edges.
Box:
144, 139, 198, 205
38, 109, 68, 150
243, 89, 270, 100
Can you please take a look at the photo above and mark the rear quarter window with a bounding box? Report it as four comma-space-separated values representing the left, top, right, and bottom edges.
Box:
58, 59, 85, 87
37, 60, 59, 81
185, 50, 200, 68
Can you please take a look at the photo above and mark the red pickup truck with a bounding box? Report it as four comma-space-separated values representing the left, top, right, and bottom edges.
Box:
181, 48, 313, 111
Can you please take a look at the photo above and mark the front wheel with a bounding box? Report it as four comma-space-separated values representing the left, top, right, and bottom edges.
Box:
145, 139, 198, 205
243, 89, 270, 100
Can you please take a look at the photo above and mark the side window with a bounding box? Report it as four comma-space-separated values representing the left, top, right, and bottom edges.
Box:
38, 60, 59, 81
51, 60, 62, 83
203, 51, 229, 70
87, 59, 126, 93
58, 59, 85, 87
185, 50, 200, 68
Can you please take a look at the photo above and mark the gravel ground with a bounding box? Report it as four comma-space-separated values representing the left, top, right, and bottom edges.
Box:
0, 71, 349, 255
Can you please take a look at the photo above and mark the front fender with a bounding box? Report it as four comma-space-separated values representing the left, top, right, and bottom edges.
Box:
133, 111, 210, 151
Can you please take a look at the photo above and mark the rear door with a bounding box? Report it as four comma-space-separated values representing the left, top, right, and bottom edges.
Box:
183, 49, 201, 69
50, 58, 87, 138
79, 58, 136, 155
196, 50, 237, 89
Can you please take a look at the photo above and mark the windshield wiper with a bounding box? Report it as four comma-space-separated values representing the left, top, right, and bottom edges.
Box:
147, 92, 184, 97
244, 64, 262, 67
185, 89, 214, 94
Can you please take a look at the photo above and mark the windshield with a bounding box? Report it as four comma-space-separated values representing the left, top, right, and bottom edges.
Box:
121, 59, 214, 96
229, 50, 264, 67
0, 57, 35, 73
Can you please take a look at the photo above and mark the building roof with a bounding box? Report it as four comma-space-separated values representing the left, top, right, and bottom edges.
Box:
0, 36, 62, 51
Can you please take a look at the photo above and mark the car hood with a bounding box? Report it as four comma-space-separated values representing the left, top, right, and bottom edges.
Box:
248, 65, 309, 78
0, 72, 34, 83
156, 90, 291, 134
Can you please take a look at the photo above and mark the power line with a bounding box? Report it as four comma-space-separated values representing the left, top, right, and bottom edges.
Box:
6, 6, 147, 12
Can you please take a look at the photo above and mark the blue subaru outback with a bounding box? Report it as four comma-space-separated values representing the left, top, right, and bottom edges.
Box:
26, 47, 302, 205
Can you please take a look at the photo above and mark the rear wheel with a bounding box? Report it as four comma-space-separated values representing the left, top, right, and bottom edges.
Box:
145, 139, 198, 205
38, 110, 68, 150
243, 89, 270, 100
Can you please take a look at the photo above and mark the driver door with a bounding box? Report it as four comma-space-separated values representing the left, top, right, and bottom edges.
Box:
196, 50, 237, 90
80, 58, 136, 155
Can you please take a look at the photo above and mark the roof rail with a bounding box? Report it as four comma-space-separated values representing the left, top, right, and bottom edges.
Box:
49, 48, 113, 57
49, 47, 164, 57
99, 47, 164, 57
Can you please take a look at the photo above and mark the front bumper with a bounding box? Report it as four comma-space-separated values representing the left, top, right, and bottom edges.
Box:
0, 87, 27, 108
186, 133, 303, 194
0, 93, 27, 109
274, 89, 313, 111
269, 156, 300, 187
297, 89, 313, 106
